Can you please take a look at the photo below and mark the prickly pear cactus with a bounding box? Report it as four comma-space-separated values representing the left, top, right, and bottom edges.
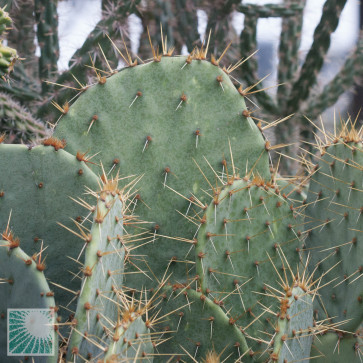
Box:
103, 316, 153, 362
270, 286, 313, 362
68, 182, 153, 362
195, 176, 302, 358
304, 126, 363, 332
156, 284, 252, 362
68, 189, 125, 361
0, 142, 99, 310
53, 55, 271, 290
0, 241, 58, 362
311, 330, 363, 363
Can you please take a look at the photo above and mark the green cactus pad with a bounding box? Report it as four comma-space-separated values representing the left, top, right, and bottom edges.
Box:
53, 55, 271, 290
195, 178, 302, 358
305, 139, 363, 331
0, 143, 99, 311
311, 331, 362, 363
271, 286, 313, 362
155, 284, 252, 362
0, 243, 58, 362
276, 177, 307, 206
104, 316, 154, 362
68, 191, 126, 360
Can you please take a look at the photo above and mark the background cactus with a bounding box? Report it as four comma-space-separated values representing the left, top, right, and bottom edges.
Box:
34, 0, 59, 93
0, 92, 47, 143
0, 6, 16, 80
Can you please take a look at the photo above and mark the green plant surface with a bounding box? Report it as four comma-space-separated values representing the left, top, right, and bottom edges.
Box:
0, 91, 48, 143
155, 284, 252, 362
67, 190, 133, 361
271, 286, 313, 362
304, 134, 363, 332
0, 143, 99, 312
53, 55, 271, 292
0, 242, 58, 363
195, 177, 302, 359
311, 331, 363, 362
34, 0, 59, 92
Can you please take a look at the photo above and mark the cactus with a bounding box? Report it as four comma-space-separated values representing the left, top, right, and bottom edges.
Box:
0, 41, 16, 78
67, 185, 125, 360
0, 5, 12, 36
0, 6, 360, 360
0, 6, 16, 79
310, 330, 363, 362
53, 53, 271, 292
195, 176, 303, 358
270, 286, 313, 362
37, 0, 138, 121
157, 284, 251, 361
0, 142, 99, 311
0, 239, 58, 362
304, 123, 363, 332
0, 91, 48, 143
67, 178, 153, 362
34, 0, 59, 93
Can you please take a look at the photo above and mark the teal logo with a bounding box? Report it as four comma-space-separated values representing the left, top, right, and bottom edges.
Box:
7, 309, 55, 356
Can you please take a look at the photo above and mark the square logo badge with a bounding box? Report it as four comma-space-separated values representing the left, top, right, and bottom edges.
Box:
7, 308, 55, 356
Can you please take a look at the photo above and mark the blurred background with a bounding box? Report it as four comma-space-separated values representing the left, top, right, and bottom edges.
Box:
56, 0, 361, 119
0, 0, 361, 172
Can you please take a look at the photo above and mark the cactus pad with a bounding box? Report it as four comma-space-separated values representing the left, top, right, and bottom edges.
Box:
156, 284, 252, 362
305, 134, 363, 331
53, 55, 271, 289
0, 242, 58, 362
0, 143, 99, 310
195, 177, 302, 358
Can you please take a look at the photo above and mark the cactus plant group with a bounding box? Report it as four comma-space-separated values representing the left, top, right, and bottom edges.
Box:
0, 2, 362, 362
